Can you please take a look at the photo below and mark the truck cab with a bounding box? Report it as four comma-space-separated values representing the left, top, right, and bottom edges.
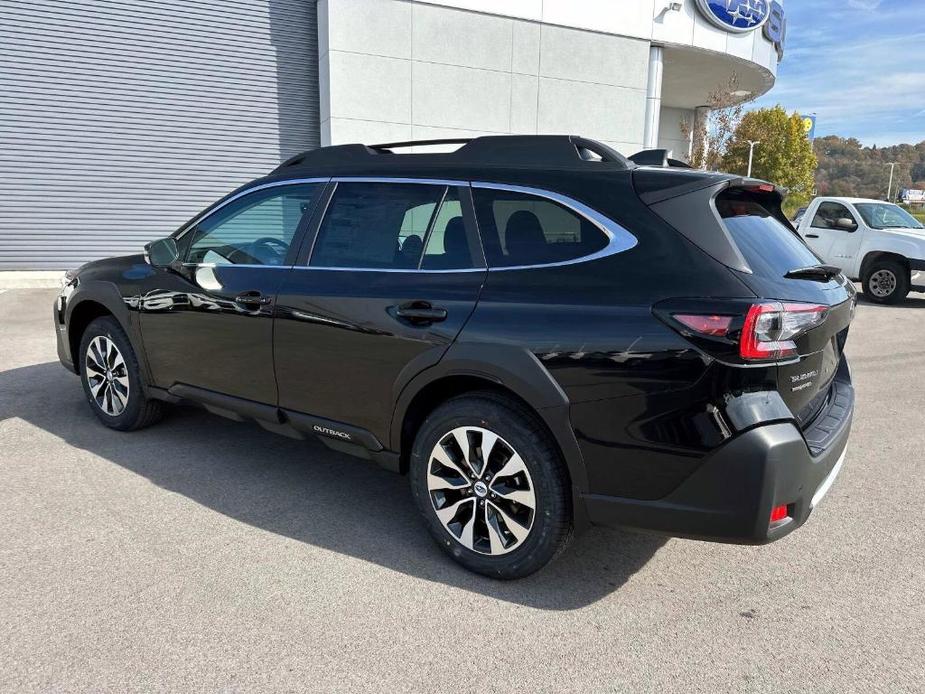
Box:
795, 197, 925, 303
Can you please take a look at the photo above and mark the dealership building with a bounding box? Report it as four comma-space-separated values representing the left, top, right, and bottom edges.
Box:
1, 0, 785, 269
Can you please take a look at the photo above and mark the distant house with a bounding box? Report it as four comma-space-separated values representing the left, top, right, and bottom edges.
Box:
899, 189, 925, 206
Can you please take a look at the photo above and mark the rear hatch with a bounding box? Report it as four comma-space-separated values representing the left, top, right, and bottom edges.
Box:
637, 170, 856, 429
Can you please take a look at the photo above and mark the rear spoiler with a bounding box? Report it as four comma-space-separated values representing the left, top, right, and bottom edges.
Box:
639, 174, 790, 274
635, 171, 785, 206
628, 149, 692, 169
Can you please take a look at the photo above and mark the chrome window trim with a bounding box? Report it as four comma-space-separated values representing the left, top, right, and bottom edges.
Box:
176, 176, 638, 273
331, 176, 468, 187
470, 181, 638, 271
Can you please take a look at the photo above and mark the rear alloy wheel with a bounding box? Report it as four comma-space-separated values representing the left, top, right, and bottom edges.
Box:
426, 426, 537, 556
410, 393, 572, 579
864, 259, 909, 304
78, 316, 166, 431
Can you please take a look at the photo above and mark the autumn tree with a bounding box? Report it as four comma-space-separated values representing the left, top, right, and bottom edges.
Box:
681, 75, 744, 171
721, 106, 817, 207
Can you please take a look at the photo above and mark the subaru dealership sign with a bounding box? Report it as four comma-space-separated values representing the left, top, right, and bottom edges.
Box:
696, 0, 786, 59
695, 0, 770, 33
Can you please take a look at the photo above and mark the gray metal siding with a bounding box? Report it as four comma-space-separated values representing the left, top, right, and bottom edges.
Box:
0, 0, 319, 269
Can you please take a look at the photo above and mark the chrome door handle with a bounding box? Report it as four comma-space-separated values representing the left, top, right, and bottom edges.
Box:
395, 302, 447, 324
235, 291, 271, 306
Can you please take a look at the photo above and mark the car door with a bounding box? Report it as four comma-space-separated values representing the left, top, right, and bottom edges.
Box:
273, 179, 487, 444
804, 201, 859, 269
138, 181, 324, 404
826, 202, 864, 270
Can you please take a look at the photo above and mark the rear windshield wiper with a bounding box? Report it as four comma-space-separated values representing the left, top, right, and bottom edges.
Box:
785, 264, 841, 281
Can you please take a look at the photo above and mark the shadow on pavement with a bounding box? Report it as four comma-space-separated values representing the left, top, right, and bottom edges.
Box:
856, 292, 925, 309
0, 361, 665, 610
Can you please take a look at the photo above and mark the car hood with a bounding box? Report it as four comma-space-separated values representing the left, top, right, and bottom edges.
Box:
880, 227, 925, 241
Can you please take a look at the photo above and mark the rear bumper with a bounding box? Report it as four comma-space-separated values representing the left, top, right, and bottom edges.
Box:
583, 381, 853, 544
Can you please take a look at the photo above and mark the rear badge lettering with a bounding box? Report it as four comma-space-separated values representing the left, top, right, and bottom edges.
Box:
313, 425, 351, 440
791, 370, 818, 392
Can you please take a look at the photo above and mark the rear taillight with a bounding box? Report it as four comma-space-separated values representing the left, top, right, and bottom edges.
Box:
739, 302, 828, 361
668, 301, 828, 363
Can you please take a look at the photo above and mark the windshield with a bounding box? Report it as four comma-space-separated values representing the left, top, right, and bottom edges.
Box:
854, 203, 923, 230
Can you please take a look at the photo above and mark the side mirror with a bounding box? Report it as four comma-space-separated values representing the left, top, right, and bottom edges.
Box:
834, 217, 857, 231
144, 237, 179, 267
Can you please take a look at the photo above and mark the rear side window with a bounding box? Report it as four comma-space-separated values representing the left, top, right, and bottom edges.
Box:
421, 188, 476, 270
472, 189, 608, 268
310, 183, 446, 269
716, 196, 821, 277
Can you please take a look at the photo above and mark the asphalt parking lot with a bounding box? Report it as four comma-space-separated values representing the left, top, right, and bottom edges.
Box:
1, 287, 923, 692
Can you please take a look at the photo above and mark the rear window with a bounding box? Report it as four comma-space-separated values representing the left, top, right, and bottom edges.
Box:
716, 197, 821, 277
472, 189, 608, 268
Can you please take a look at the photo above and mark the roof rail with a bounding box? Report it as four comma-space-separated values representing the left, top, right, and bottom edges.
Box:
272, 135, 633, 173
369, 138, 472, 152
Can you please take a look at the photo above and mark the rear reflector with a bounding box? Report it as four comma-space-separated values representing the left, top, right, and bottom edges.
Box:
770, 504, 789, 523
674, 314, 733, 337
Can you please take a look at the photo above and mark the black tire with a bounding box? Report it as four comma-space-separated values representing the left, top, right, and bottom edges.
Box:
863, 259, 909, 304
409, 392, 572, 579
78, 316, 166, 431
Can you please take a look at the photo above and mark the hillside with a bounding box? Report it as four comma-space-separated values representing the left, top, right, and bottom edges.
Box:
814, 136, 925, 199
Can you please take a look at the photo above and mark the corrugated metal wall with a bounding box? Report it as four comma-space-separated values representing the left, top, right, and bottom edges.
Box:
0, 0, 319, 269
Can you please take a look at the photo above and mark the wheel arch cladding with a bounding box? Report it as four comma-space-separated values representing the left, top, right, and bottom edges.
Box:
391, 343, 589, 493
67, 282, 134, 375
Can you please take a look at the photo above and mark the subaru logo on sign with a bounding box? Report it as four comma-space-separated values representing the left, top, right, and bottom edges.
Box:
696, 0, 770, 33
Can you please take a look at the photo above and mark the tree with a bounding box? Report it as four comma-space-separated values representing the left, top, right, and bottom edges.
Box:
681, 75, 744, 170
814, 135, 924, 199
721, 106, 817, 207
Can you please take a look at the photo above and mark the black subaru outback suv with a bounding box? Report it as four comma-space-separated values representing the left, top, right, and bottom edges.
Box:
55, 136, 855, 578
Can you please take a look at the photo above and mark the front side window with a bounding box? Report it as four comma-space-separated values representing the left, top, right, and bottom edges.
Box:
185, 184, 321, 265
811, 202, 856, 231
471, 189, 608, 268
310, 183, 447, 269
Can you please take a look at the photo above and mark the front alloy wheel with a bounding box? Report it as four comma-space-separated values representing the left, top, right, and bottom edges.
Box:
427, 426, 536, 556
78, 315, 166, 431
84, 335, 130, 416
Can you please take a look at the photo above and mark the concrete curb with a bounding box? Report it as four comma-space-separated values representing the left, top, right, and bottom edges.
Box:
0, 271, 65, 289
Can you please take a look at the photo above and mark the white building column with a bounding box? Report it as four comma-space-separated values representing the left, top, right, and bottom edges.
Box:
642, 45, 664, 150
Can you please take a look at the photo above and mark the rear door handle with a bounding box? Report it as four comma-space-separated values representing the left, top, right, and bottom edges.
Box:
806, 234, 820, 239
395, 301, 447, 324
235, 291, 272, 306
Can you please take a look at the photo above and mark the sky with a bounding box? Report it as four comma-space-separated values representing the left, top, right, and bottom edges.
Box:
749, 0, 925, 146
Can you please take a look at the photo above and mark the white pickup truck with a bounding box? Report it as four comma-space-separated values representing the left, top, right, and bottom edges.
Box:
794, 197, 925, 303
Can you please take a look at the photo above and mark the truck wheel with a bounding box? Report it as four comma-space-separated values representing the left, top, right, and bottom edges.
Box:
409, 392, 572, 579
863, 259, 909, 304
78, 316, 167, 431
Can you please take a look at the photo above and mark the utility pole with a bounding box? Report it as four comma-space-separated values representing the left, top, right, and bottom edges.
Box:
747, 140, 760, 177
886, 162, 896, 202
